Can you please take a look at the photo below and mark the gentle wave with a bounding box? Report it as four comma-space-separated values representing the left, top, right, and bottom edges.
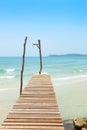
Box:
0, 68, 15, 74
53, 74, 87, 81
0, 76, 15, 79
73, 69, 84, 73
6, 68, 15, 72
79, 69, 83, 72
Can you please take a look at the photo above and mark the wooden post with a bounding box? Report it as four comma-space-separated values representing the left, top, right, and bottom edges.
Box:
33, 40, 42, 74
38, 40, 42, 74
20, 36, 27, 95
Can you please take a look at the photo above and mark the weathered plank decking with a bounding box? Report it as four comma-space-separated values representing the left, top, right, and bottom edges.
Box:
0, 74, 64, 130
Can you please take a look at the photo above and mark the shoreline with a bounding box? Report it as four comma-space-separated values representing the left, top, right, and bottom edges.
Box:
53, 74, 87, 81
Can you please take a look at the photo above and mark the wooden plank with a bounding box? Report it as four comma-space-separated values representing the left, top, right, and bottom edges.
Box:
2, 122, 63, 126
4, 118, 62, 123
16, 100, 57, 103
7, 113, 60, 118
24, 87, 54, 90
22, 92, 55, 95
20, 94, 55, 97
10, 110, 60, 114
1, 126, 64, 130
17, 97, 56, 101
11, 108, 59, 113
0, 74, 64, 130
15, 102, 58, 106
0, 128, 64, 130
1, 125, 64, 129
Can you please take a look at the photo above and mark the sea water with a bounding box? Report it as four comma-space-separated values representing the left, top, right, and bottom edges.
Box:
0, 56, 87, 125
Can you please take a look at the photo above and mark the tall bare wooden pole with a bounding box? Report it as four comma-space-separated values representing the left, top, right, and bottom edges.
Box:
33, 40, 42, 74
20, 36, 27, 95
38, 40, 42, 74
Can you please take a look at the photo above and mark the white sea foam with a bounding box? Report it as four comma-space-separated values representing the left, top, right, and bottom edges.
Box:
0, 76, 15, 79
53, 74, 87, 81
6, 68, 15, 73
79, 69, 83, 72
34, 72, 48, 75
73, 69, 83, 73
42, 72, 48, 75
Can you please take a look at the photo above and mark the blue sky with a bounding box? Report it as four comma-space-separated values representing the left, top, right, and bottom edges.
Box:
0, 0, 87, 56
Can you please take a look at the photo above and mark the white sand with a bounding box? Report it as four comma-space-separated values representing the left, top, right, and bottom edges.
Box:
52, 76, 87, 120
0, 88, 19, 126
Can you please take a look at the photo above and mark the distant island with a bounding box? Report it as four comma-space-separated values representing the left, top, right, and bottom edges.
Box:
48, 54, 87, 57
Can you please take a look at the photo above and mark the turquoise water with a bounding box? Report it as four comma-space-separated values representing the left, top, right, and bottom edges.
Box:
0, 56, 87, 81
0, 56, 87, 124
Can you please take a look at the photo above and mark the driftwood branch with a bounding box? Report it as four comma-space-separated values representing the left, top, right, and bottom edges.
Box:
20, 36, 28, 95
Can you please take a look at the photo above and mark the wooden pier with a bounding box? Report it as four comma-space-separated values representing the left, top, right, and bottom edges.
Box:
0, 74, 64, 130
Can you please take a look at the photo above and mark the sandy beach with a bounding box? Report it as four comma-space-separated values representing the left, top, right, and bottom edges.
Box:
0, 76, 87, 128
53, 76, 87, 120
0, 89, 19, 126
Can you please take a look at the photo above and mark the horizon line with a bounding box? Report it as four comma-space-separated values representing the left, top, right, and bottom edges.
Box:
0, 53, 87, 57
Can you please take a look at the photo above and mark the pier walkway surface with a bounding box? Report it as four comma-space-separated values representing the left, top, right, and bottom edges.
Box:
0, 74, 64, 130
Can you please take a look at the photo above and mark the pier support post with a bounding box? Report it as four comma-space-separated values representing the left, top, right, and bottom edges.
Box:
20, 36, 27, 95
38, 40, 42, 74
33, 40, 42, 74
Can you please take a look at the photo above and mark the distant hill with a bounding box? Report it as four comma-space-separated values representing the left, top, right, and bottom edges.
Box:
48, 54, 87, 57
